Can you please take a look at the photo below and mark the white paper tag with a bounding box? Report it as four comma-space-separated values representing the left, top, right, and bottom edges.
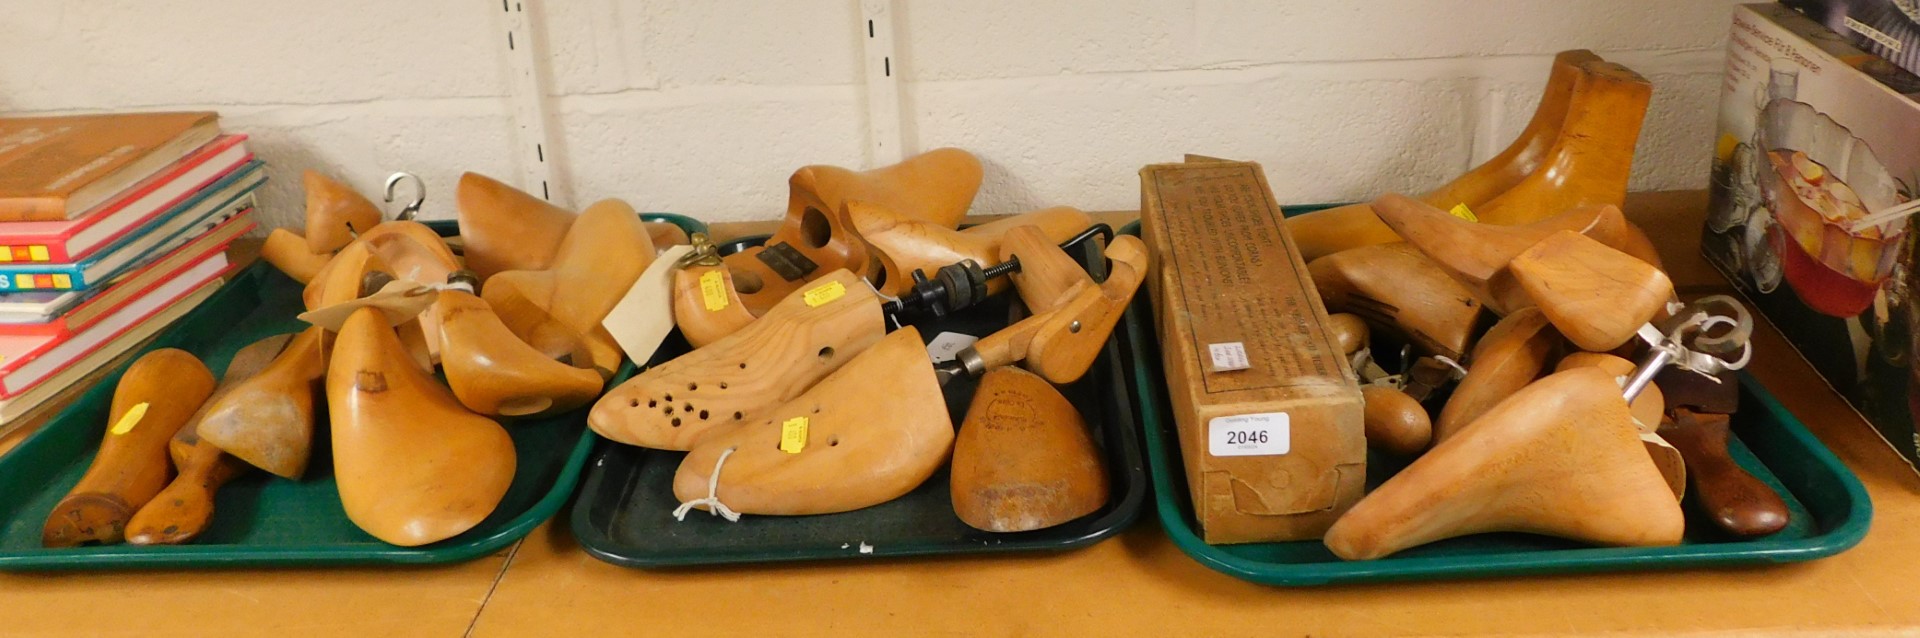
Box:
1207, 342, 1250, 372
1208, 413, 1290, 457
925, 331, 979, 364
297, 279, 438, 331
603, 244, 695, 365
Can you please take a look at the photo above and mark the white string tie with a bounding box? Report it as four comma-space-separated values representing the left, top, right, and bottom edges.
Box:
673, 446, 742, 523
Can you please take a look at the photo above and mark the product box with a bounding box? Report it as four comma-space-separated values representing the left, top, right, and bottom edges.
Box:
1704, 4, 1920, 470
1138, 159, 1365, 544
1783, 0, 1920, 80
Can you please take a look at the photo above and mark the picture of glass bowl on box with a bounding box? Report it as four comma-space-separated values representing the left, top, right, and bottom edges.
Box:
1757, 98, 1912, 318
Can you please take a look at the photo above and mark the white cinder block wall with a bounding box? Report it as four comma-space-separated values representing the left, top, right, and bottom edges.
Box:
0, 0, 1740, 226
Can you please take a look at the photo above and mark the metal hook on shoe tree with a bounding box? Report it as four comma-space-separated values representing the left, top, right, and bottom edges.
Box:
383, 172, 425, 222
1621, 296, 1754, 402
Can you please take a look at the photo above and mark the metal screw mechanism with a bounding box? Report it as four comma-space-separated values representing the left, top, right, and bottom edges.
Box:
677, 233, 724, 268
886, 223, 1116, 319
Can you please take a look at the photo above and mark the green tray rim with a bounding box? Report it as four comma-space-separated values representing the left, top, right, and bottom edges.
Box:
0, 212, 706, 570
1120, 212, 1874, 586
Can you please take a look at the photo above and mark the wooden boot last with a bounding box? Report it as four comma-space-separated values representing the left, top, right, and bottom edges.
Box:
953, 230, 1149, 385
329, 307, 517, 547
1283, 50, 1603, 261
673, 327, 954, 517
196, 326, 328, 479
852, 201, 1094, 298
721, 148, 985, 315
1435, 308, 1563, 441
436, 277, 602, 418
591, 269, 886, 451
482, 199, 656, 378
951, 366, 1109, 532
42, 349, 216, 547
1323, 367, 1685, 560
1307, 243, 1484, 361
454, 172, 577, 279
125, 334, 292, 545
1468, 57, 1652, 226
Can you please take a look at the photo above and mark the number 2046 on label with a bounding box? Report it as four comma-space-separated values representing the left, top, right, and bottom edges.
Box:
1207, 412, 1290, 457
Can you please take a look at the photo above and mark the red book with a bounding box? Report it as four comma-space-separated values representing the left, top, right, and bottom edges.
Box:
0, 213, 253, 397
0, 135, 249, 264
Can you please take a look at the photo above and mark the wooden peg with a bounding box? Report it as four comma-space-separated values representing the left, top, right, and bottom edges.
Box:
1435, 307, 1562, 441
454, 171, 577, 279
590, 269, 886, 451
483, 198, 656, 378
436, 286, 603, 417
1324, 367, 1685, 560
720, 148, 985, 315
1308, 243, 1484, 361
328, 307, 517, 547
261, 228, 332, 284
42, 349, 216, 547
951, 366, 1109, 532
125, 334, 293, 545
673, 327, 954, 516
1282, 50, 1606, 261
853, 201, 1093, 297
1509, 231, 1673, 351
1361, 385, 1432, 457
302, 171, 383, 254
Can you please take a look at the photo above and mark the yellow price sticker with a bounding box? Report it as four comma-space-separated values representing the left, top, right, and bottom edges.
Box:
699, 270, 729, 312
109, 402, 150, 436
780, 417, 809, 454
1447, 203, 1479, 223
802, 281, 846, 307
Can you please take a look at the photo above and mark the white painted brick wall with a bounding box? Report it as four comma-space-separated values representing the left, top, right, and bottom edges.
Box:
0, 0, 1741, 226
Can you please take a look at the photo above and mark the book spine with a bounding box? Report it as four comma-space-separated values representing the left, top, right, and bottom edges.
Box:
0, 197, 69, 222
0, 243, 67, 264
0, 270, 83, 292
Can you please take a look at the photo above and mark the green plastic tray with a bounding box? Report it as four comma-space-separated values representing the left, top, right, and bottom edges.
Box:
1120, 218, 1873, 586
0, 213, 705, 570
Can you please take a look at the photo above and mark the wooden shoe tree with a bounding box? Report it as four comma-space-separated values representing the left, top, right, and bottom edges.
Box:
436, 280, 602, 417
853, 201, 1093, 297
263, 228, 332, 285
673, 327, 954, 517
1554, 353, 1686, 498
455, 172, 577, 279
482, 198, 655, 378
196, 326, 328, 479
1283, 50, 1602, 261
1659, 367, 1790, 537
953, 229, 1149, 385
1308, 243, 1484, 361
303, 171, 384, 254
1509, 231, 1673, 351
591, 269, 886, 451
951, 366, 1109, 532
125, 334, 292, 545
673, 256, 761, 349
1370, 193, 1656, 312
1435, 308, 1562, 441
1323, 366, 1685, 560
1362, 385, 1432, 458
42, 349, 216, 547
720, 148, 984, 315
329, 306, 517, 547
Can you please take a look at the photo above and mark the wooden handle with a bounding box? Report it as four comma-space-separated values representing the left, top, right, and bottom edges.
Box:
261, 228, 331, 285
1662, 410, 1791, 538
1361, 385, 1432, 457
42, 349, 216, 547
302, 170, 384, 254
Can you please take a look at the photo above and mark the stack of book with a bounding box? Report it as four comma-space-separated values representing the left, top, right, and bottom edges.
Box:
0, 112, 261, 426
